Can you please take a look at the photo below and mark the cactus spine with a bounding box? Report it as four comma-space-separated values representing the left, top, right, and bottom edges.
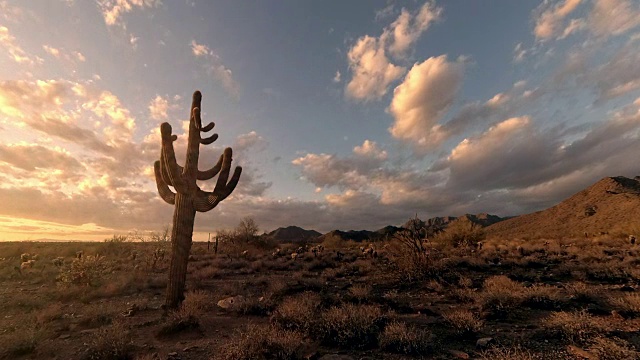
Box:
154, 90, 241, 309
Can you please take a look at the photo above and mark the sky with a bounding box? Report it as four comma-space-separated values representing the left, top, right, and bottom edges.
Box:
0, 0, 639, 241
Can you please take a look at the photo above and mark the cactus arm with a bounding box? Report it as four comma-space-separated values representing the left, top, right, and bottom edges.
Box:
183, 93, 203, 181
160, 122, 187, 193
200, 122, 215, 132
154, 161, 176, 204
193, 148, 242, 212
196, 154, 224, 180
200, 133, 219, 145
194, 165, 242, 212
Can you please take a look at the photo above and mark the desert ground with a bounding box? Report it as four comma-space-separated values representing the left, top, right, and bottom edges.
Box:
2, 224, 640, 360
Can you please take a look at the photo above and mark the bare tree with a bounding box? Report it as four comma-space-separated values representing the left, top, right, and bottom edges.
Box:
236, 217, 259, 244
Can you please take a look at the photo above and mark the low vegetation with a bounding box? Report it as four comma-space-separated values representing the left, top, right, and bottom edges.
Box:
1, 219, 640, 359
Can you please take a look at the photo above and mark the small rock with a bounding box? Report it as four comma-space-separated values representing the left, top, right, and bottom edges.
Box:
182, 345, 197, 352
567, 345, 593, 359
448, 349, 469, 359
58, 334, 70, 339
476, 337, 496, 349
217, 295, 246, 310
318, 355, 354, 360
620, 285, 635, 292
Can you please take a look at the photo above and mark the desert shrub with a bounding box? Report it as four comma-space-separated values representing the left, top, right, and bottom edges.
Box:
216, 324, 305, 360
57, 255, 107, 287
543, 310, 608, 343
521, 284, 561, 310
0, 322, 48, 358
589, 336, 640, 360
272, 292, 322, 333
379, 321, 432, 356
158, 290, 211, 335
436, 220, 484, 248
389, 217, 435, 282
478, 346, 535, 360
442, 309, 484, 335
319, 303, 386, 348
478, 276, 525, 318
609, 293, 640, 316
348, 284, 372, 302
83, 322, 133, 360
565, 282, 601, 303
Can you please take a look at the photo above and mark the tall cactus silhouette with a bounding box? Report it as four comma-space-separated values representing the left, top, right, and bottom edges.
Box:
154, 90, 242, 309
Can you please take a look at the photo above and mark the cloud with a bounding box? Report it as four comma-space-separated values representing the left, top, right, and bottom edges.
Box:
387, 1, 441, 58
345, 35, 406, 101
0, 26, 41, 65
148, 95, 176, 121
0, 143, 83, 172
533, 0, 583, 40
587, 0, 640, 38
345, 1, 441, 101
42, 45, 86, 63
388, 55, 464, 153
0, 1, 23, 22
333, 70, 341, 83
190, 40, 240, 98
191, 40, 211, 57
97, 0, 161, 27
438, 98, 640, 193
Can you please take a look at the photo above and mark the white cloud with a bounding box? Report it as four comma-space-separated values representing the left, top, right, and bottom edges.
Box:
387, 1, 441, 58
587, 0, 640, 38
345, 1, 441, 101
129, 34, 139, 49
97, 0, 161, 27
190, 40, 211, 57
345, 35, 405, 101
190, 40, 240, 98
148, 95, 171, 121
333, 70, 341, 83
388, 55, 464, 153
534, 0, 583, 40
353, 140, 387, 161
0, 26, 40, 65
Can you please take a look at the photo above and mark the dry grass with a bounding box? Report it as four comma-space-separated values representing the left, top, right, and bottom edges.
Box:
82, 322, 133, 360
543, 310, 609, 343
319, 303, 386, 348
271, 291, 322, 333
442, 308, 484, 335
216, 324, 305, 360
589, 336, 640, 360
379, 321, 432, 356
478, 346, 535, 360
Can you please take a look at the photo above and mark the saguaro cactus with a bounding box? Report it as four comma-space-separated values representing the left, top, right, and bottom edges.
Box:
154, 90, 242, 309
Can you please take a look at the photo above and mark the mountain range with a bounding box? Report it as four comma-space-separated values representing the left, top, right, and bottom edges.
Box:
265, 176, 640, 243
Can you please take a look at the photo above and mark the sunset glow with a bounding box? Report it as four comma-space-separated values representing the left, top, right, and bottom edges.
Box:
1, 0, 639, 240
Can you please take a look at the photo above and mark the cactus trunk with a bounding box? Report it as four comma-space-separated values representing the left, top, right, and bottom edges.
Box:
165, 193, 196, 308
154, 91, 242, 309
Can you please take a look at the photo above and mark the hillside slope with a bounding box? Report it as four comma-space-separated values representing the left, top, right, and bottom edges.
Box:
485, 176, 640, 239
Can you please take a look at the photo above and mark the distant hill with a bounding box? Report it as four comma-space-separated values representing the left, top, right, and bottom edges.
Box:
485, 176, 640, 239
318, 214, 504, 243
266, 226, 321, 243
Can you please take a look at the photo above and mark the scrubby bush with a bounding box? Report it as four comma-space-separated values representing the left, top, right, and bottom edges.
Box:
83, 322, 133, 360
543, 310, 608, 343
442, 309, 484, 335
216, 324, 305, 360
272, 292, 322, 333
319, 303, 386, 348
379, 321, 432, 356
57, 254, 107, 287
436, 219, 484, 248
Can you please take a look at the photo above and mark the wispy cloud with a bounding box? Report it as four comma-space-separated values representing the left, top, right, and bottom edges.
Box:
190, 40, 240, 98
